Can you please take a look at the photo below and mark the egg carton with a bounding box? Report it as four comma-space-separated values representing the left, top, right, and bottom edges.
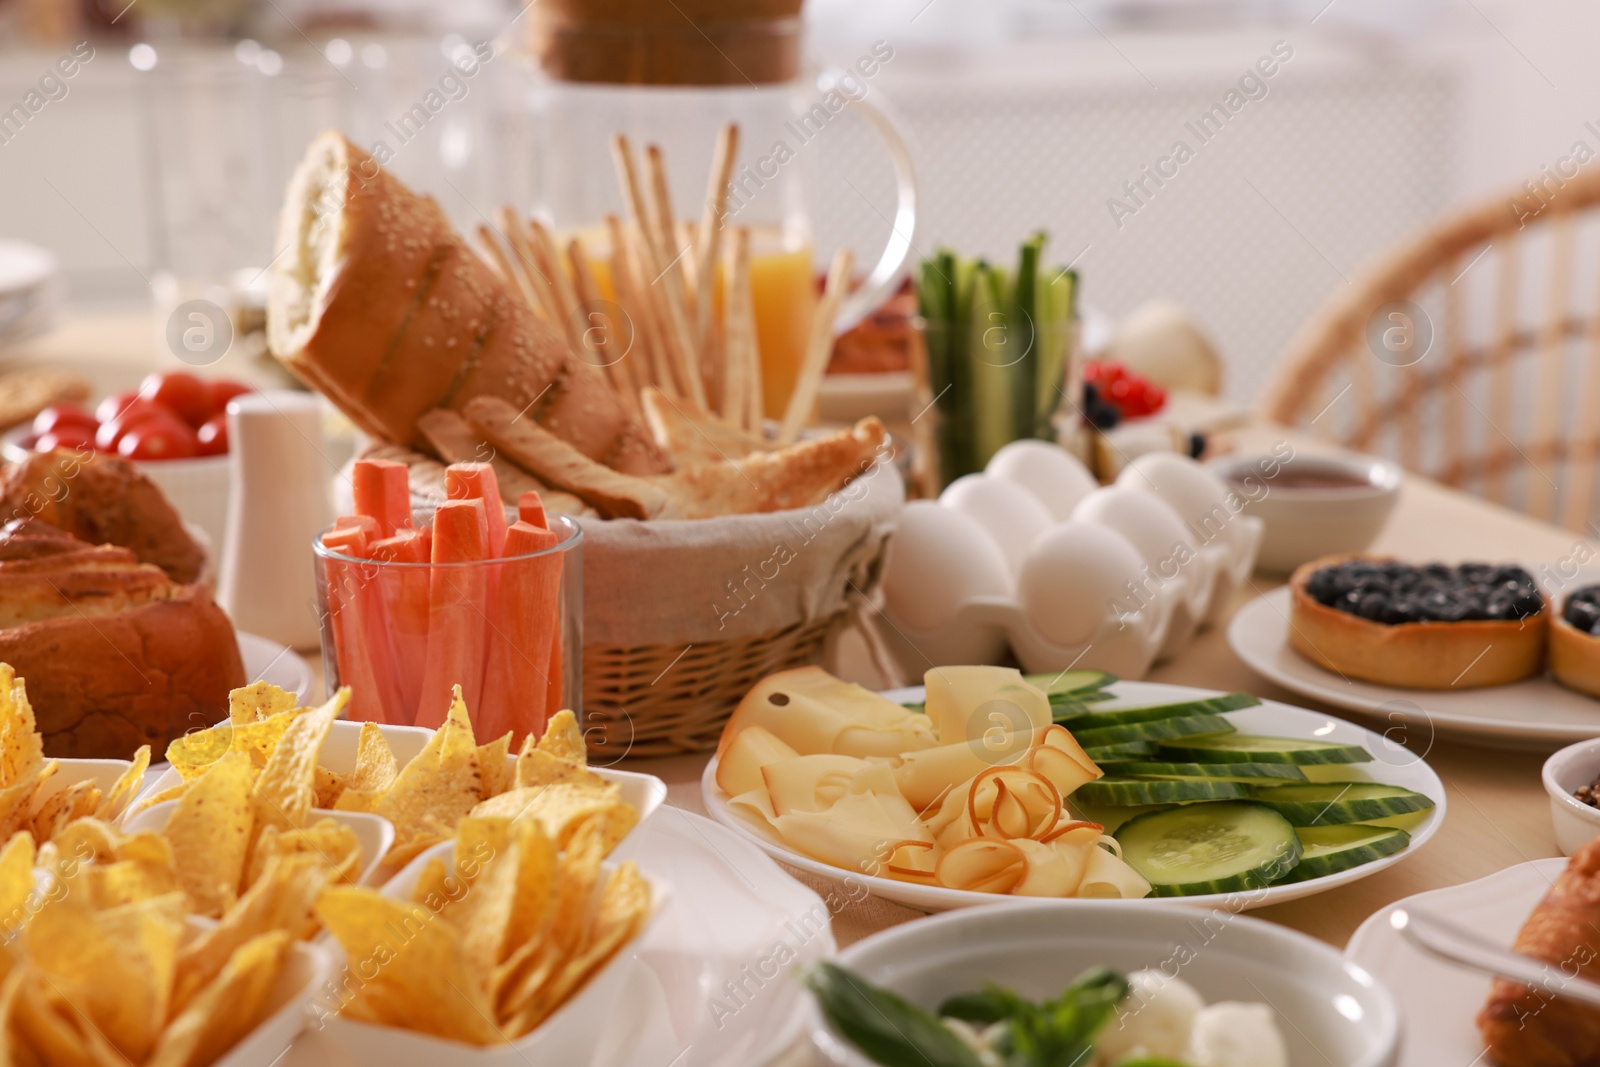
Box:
881, 514, 1261, 679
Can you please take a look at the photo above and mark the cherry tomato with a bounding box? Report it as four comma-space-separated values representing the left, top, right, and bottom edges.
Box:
117, 417, 199, 461
94, 398, 170, 450
139, 371, 214, 428
196, 413, 229, 456
1145, 384, 1167, 414
1108, 377, 1136, 406
35, 427, 96, 453
32, 404, 97, 437
94, 391, 140, 426
207, 379, 253, 413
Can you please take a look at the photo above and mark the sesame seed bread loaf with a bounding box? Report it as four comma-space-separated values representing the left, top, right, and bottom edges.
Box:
267, 131, 669, 475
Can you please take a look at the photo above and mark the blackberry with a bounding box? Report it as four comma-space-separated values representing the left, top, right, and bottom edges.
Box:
1305, 559, 1545, 627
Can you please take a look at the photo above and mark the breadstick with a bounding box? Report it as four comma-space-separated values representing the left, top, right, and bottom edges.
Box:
475, 224, 540, 314
696, 123, 739, 355
723, 228, 752, 431
497, 206, 563, 325
609, 215, 677, 397
567, 236, 642, 419
641, 146, 710, 412
778, 248, 852, 445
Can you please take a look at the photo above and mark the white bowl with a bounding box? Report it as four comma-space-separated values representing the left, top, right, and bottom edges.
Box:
810, 899, 1399, 1067
123, 799, 396, 885
1543, 737, 1600, 854
1211, 452, 1400, 575
316, 840, 663, 1066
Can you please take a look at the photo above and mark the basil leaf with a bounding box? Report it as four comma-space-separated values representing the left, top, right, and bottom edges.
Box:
939, 982, 1034, 1025
805, 963, 984, 1067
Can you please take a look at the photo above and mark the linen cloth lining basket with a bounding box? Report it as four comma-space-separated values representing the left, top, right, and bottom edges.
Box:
575, 459, 905, 757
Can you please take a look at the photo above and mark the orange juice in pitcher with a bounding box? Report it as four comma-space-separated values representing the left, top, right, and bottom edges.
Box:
517, 0, 917, 425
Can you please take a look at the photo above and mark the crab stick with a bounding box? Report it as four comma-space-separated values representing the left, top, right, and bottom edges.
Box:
369, 526, 430, 721
352, 458, 413, 538
414, 499, 490, 728
517, 491, 549, 530
477, 520, 562, 744
319, 526, 396, 723
446, 462, 508, 556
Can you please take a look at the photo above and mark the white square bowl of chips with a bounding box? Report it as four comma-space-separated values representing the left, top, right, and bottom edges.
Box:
126, 683, 667, 881
301, 809, 662, 1065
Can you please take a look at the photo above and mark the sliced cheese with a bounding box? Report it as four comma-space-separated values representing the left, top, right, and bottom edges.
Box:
923, 666, 1052, 745
890, 733, 1034, 811
771, 790, 934, 872
1078, 841, 1152, 899
1011, 837, 1090, 898
718, 666, 934, 760
716, 725, 800, 796
763, 754, 873, 816
728, 787, 778, 828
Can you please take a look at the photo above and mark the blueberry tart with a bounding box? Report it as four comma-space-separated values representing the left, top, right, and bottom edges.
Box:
1551, 585, 1600, 698
1288, 555, 1548, 689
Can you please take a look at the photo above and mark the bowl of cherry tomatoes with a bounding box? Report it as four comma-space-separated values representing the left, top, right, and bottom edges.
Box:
6, 371, 256, 548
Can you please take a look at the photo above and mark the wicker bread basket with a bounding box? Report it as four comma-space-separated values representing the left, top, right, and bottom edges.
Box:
575, 460, 904, 757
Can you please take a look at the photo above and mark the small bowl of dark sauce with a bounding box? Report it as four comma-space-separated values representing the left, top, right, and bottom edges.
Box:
1211, 450, 1401, 574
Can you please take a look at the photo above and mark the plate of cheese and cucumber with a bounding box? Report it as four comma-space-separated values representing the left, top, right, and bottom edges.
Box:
701, 667, 1444, 912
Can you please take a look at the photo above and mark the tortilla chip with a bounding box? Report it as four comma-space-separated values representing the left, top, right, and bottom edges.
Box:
229, 681, 299, 725
374, 687, 482, 868
472, 783, 635, 851
478, 733, 513, 800
536, 709, 586, 765
146, 931, 293, 1067
95, 745, 151, 823
253, 689, 344, 832
166, 749, 255, 917
313, 766, 346, 810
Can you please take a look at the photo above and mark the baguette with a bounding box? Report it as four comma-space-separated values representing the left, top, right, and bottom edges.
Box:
663, 417, 888, 518
415, 407, 588, 515
267, 131, 669, 474
640, 386, 773, 468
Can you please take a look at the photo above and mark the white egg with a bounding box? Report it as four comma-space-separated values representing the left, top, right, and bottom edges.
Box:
1072, 486, 1195, 571
881, 501, 1012, 630
1116, 451, 1244, 551
1096, 969, 1205, 1062
939, 473, 1054, 575
1017, 521, 1147, 646
1184, 1002, 1289, 1067
987, 440, 1099, 522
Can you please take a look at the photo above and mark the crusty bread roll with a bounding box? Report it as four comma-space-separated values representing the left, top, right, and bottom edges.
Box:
267, 131, 669, 475
0, 449, 207, 584
0, 520, 244, 758
1480, 836, 1600, 1065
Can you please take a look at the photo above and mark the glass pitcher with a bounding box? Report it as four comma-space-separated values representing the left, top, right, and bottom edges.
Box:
514, 2, 918, 420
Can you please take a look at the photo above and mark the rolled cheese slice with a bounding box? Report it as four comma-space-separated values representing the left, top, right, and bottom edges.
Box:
771, 789, 935, 873
923, 666, 1052, 745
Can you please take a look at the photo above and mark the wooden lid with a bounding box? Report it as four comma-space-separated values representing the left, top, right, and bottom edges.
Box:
529, 0, 804, 86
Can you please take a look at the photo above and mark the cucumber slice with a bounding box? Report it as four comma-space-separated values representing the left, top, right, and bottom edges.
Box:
1249, 783, 1435, 826
1155, 734, 1373, 766
1083, 741, 1155, 762
1056, 692, 1260, 729
1075, 777, 1250, 806
1094, 761, 1308, 784
1072, 714, 1236, 749
1023, 669, 1117, 699
1114, 802, 1302, 896
1278, 824, 1411, 882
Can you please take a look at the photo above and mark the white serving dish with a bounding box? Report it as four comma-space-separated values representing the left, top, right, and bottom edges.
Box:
1229, 586, 1600, 749
36, 757, 138, 805
1347, 858, 1565, 1067
1544, 737, 1600, 854
282, 808, 832, 1067
200, 916, 334, 1067
813, 899, 1399, 1067
702, 679, 1446, 913
317, 835, 665, 1067
1211, 452, 1401, 574
880, 518, 1261, 678
123, 799, 395, 885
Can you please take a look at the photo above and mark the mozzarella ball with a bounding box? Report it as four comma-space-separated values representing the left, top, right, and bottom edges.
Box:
1184, 1002, 1289, 1067
1096, 969, 1205, 1062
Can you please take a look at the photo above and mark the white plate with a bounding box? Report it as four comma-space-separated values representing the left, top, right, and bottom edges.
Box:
1347, 857, 1565, 1067
1229, 587, 1600, 750
281, 808, 827, 1067
701, 679, 1446, 913
237, 632, 312, 704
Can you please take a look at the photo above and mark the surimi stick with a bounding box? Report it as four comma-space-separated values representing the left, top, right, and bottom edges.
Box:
519, 491, 549, 529
369, 526, 429, 721
351, 458, 412, 537
333, 513, 381, 541
320, 526, 394, 723
778, 247, 854, 444
445, 462, 507, 557
477, 519, 561, 744
414, 499, 490, 728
